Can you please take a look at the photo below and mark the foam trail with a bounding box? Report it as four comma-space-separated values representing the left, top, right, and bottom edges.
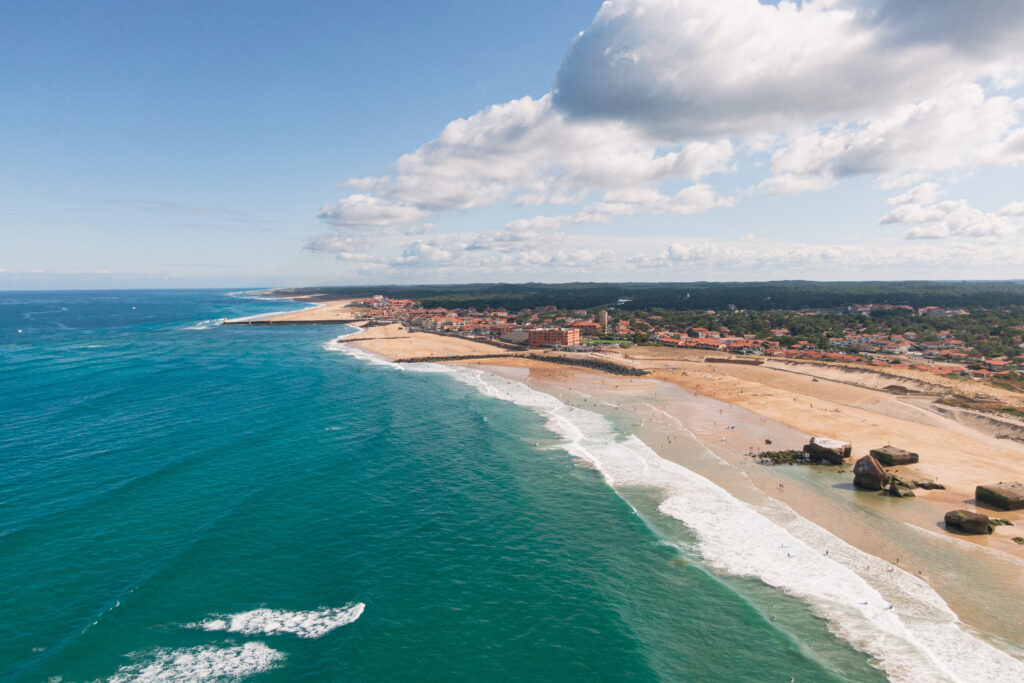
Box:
183, 318, 225, 330
107, 642, 283, 682
329, 347, 1024, 682
189, 603, 364, 639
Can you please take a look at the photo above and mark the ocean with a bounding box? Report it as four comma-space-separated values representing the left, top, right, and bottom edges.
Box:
0, 290, 1017, 681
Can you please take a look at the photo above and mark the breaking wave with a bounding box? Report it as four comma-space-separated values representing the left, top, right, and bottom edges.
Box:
189, 604, 365, 639
107, 642, 283, 682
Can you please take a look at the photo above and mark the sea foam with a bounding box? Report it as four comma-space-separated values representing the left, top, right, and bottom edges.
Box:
182, 318, 225, 330
328, 345, 1024, 682
107, 642, 283, 682
189, 603, 364, 639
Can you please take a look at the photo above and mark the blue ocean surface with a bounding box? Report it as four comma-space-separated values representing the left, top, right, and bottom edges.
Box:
0, 290, 889, 681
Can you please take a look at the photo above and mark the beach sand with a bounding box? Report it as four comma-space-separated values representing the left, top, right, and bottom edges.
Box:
341, 323, 1024, 646
256, 297, 371, 323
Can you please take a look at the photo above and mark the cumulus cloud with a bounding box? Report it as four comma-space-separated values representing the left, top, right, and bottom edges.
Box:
627, 238, 1024, 274
553, 0, 1024, 139
303, 234, 384, 262
317, 94, 736, 229
308, 0, 1024, 279
763, 84, 1024, 191
318, 194, 431, 229
880, 196, 1024, 240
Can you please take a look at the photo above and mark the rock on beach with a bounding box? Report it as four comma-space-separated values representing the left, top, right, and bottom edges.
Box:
853, 455, 887, 491
944, 509, 993, 534
975, 482, 1024, 511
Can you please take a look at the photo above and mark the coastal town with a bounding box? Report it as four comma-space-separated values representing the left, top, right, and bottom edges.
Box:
349, 294, 1024, 383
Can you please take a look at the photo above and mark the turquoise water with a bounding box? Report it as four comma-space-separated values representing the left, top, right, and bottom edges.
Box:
0, 290, 889, 681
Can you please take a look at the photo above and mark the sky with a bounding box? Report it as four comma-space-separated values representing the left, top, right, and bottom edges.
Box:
3, 0, 1024, 289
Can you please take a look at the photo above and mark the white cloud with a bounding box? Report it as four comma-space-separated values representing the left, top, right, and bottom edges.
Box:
467, 215, 569, 252
393, 240, 456, 266
887, 183, 942, 206
762, 84, 1024, 193
303, 234, 384, 263
879, 196, 1024, 240
997, 202, 1024, 217
308, 0, 1024, 280
318, 95, 735, 229
553, 0, 1024, 139
318, 194, 431, 229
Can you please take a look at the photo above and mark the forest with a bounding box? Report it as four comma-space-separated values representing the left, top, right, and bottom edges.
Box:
278, 281, 1024, 313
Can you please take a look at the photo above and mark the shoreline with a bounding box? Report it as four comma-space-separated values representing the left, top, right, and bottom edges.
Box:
330, 321, 1024, 652
323, 329, 1024, 679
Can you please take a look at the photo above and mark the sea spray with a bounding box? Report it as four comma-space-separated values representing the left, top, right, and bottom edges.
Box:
326, 343, 1024, 683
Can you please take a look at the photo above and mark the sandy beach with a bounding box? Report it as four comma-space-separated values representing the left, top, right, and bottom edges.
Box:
256, 296, 370, 323
343, 323, 1024, 537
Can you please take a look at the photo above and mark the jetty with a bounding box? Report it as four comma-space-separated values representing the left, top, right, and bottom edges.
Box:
223, 318, 367, 326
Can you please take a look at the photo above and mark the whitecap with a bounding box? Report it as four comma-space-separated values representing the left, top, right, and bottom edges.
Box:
107, 642, 283, 682
189, 603, 364, 639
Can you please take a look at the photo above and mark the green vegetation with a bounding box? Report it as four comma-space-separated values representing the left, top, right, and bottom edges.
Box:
277, 280, 1024, 313
751, 449, 810, 465
938, 396, 1024, 420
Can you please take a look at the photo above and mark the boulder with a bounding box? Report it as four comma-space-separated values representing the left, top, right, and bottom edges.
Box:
803, 437, 851, 465
975, 482, 1024, 511
944, 509, 993, 534
853, 455, 888, 491
870, 445, 919, 466
885, 480, 915, 498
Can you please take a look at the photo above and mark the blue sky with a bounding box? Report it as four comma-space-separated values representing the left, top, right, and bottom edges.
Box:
3, 0, 1024, 289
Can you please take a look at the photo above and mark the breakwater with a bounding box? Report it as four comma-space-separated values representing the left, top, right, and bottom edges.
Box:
392, 352, 649, 376
223, 319, 367, 326
525, 353, 650, 376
